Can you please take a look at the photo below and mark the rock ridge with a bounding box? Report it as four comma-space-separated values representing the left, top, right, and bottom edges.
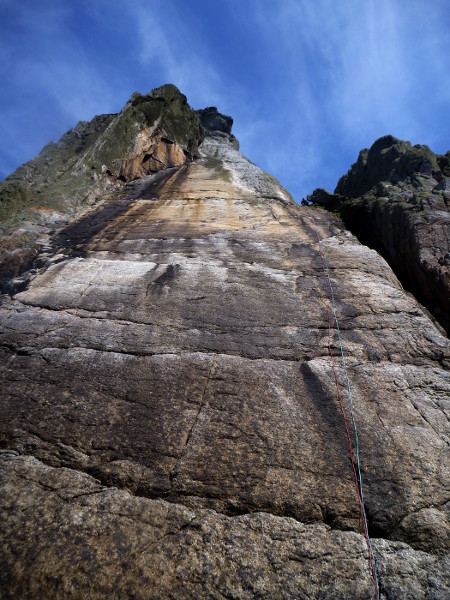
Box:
0, 84, 204, 288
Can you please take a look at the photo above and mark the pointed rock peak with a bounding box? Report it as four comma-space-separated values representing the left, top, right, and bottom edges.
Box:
0, 83, 205, 223
148, 83, 187, 101
369, 134, 404, 154
121, 84, 203, 152
197, 107, 233, 135
128, 83, 188, 106
335, 134, 442, 198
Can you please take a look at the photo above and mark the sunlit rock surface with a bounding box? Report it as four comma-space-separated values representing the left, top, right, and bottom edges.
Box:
0, 91, 449, 599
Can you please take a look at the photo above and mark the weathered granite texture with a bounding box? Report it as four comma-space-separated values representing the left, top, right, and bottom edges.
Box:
0, 96, 449, 599
2, 454, 448, 600
310, 136, 450, 334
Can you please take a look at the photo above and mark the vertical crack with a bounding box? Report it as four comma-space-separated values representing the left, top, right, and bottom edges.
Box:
169, 359, 217, 482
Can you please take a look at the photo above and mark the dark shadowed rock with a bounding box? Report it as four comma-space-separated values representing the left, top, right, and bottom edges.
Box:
335, 135, 441, 198
316, 135, 450, 334
437, 151, 450, 176
197, 107, 240, 152
197, 106, 233, 134
433, 177, 450, 191
308, 188, 346, 211
0, 90, 449, 599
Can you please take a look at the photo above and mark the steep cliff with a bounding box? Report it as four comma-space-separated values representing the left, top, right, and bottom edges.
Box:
309, 136, 450, 335
0, 87, 449, 599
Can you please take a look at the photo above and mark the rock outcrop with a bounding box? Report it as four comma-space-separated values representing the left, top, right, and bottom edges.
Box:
1, 88, 449, 599
197, 106, 233, 135
0, 84, 204, 287
310, 135, 450, 334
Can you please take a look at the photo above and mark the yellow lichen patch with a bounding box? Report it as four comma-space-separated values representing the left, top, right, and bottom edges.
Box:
32, 205, 53, 212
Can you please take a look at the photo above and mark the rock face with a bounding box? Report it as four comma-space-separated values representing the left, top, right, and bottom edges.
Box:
1, 89, 449, 599
310, 135, 450, 334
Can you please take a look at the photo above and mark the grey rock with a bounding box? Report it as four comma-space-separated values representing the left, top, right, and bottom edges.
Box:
197, 106, 233, 134
1, 452, 449, 600
433, 177, 450, 191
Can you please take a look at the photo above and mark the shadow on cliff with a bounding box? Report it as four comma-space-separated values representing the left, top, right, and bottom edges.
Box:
299, 360, 406, 539
50, 167, 189, 257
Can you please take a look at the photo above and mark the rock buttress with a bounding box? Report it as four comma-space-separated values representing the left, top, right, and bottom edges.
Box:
311, 135, 450, 335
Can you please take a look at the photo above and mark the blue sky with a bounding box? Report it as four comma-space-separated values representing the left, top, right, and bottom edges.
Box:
1, 0, 449, 202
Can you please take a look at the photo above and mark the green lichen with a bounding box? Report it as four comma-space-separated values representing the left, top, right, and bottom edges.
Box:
0, 85, 204, 229
0, 180, 32, 222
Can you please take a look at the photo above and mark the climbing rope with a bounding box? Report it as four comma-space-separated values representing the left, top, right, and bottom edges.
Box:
317, 234, 380, 600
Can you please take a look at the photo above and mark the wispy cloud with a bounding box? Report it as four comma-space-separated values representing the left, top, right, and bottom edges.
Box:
244, 0, 450, 195
1, 0, 449, 199
130, 3, 230, 109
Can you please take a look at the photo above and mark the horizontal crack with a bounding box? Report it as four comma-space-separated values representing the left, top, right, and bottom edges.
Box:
1, 450, 446, 555
0, 343, 318, 363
